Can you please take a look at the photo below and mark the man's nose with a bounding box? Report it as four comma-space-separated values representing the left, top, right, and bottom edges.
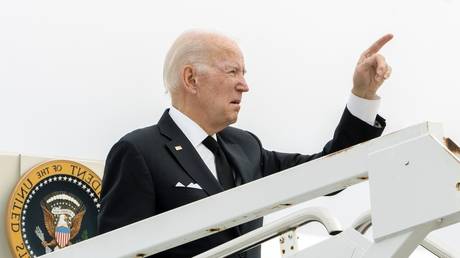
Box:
237, 78, 249, 92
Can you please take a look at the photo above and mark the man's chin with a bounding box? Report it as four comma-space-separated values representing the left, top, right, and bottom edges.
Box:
227, 114, 238, 126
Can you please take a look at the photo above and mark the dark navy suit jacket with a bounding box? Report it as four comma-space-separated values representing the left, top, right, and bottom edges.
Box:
98, 108, 385, 257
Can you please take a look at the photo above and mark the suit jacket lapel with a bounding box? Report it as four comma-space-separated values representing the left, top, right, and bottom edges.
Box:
159, 112, 243, 238
158, 110, 223, 196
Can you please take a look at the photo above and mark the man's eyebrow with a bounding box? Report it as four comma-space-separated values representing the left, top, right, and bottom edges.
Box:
223, 63, 238, 69
224, 63, 246, 74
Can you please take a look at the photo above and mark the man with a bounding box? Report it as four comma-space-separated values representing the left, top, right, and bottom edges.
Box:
98, 30, 392, 257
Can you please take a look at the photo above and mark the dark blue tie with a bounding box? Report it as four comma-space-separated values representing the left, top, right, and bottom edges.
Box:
202, 136, 235, 190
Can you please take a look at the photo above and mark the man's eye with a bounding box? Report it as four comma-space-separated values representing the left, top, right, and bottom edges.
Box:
228, 70, 237, 75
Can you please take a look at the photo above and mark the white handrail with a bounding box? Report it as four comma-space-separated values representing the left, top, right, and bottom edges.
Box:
193, 207, 342, 258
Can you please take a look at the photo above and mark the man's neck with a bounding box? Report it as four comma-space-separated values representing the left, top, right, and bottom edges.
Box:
171, 104, 221, 135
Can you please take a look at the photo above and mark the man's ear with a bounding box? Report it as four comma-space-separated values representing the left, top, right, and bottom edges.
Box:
182, 65, 198, 94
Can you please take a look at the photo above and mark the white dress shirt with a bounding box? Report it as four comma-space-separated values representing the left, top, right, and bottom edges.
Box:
169, 106, 220, 179
347, 94, 381, 126
168, 93, 381, 179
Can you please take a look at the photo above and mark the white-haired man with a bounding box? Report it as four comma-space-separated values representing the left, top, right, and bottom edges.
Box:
98, 30, 392, 258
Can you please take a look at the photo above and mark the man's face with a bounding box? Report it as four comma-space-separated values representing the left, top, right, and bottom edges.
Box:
194, 47, 249, 131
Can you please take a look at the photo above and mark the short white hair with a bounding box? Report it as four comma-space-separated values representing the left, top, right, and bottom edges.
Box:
163, 30, 237, 94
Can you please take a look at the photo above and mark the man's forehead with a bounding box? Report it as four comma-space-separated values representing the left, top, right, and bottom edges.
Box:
212, 47, 245, 68
204, 34, 243, 58
215, 59, 245, 70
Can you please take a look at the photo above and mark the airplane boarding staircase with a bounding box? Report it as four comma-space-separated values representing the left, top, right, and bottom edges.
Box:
41, 122, 460, 258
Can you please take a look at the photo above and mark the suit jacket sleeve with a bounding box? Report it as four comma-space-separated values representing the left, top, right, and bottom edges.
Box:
257, 107, 386, 177
97, 140, 156, 234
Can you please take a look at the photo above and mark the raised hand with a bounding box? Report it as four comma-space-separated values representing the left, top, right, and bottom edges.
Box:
352, 34, 393, 100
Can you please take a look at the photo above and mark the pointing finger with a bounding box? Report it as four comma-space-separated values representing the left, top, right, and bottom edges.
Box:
362, 34, 393, 58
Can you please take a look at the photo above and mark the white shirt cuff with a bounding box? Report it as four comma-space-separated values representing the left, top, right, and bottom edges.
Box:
346, 93, 381, 126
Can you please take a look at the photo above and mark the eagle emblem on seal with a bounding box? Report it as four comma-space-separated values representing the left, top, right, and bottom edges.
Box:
40, 192, 86, 249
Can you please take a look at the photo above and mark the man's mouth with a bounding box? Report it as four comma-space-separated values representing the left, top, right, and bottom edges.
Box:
230, 100, 241, 105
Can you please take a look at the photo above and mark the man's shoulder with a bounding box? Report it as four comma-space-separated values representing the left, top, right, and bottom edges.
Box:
220, 126, 260, 144
221, 126, 249, 137
119, 124, 162, 145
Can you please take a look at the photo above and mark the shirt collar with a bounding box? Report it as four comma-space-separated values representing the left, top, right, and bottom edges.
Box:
169, 106, 214, 147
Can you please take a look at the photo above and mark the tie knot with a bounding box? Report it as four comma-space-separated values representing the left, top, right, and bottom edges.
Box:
202, 136, 220, 155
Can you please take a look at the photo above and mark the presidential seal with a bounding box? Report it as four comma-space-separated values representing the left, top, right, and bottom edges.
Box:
6, 160, 102, 258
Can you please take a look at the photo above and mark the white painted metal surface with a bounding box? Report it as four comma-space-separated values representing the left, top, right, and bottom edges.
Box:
352, 210, 458, 257
40, 122, 460, 258
352, 210, 372, 235
368, 134, 460, 241
421, 239, 457, 258
193, 207, 342, 258
279, 230, 298, 257
286, 229, 372, 258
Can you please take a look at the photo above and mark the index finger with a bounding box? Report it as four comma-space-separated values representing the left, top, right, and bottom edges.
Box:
362, 34, 393, 57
